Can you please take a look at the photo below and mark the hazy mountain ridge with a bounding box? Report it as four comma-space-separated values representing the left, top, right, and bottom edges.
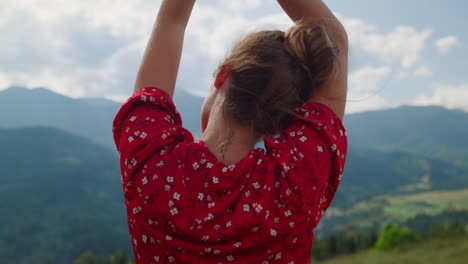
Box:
0, 86, 205, 149
335, 147, 468, 208
0, 125, 130, 263
0, 86, 120, 149
1, 125, 466, 262
2, 86, 467, 206
345, 105, 468, 152
1, 87, 468, 261
2, 86, 467, 152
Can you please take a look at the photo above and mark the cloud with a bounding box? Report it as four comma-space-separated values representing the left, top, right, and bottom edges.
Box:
346, 95, 392, 114
349, 66, 392, 94
180, 9, 295, 96
0, 0, 286, 99
337, 14, 433, 69
219, 0, 263, 10
435, 35, 461, 54
0, 0, 155, 98
414, 65, 433, 78
186, 6, 292, 59
412, 82, 468, 111
345, 66, 393, 114
0, 72, 12, 89
394, 71, 410, 81
0, 1, 460, 114
186, 6, 250, 59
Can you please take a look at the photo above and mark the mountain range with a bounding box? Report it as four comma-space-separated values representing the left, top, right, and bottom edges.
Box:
3, 86, 467, 156
2, 86, 467, 203
0, 86, 204, 149
1, 86, 467, 262
0, 126, 130, 263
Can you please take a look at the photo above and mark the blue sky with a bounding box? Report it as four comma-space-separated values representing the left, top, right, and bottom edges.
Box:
332, 0, 467, 85
0, 0, 466, 113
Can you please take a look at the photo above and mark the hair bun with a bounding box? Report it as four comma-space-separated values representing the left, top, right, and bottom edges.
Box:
220, 25, 340, 137
283, 21, 338, 88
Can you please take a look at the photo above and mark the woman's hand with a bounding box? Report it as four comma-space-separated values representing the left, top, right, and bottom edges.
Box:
277, 0, 348, 119
277, 0, 347, 45
134, 0, 196, 97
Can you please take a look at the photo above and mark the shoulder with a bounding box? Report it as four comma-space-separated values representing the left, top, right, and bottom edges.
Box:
264, 101, 347, 180
112, 87, 194, 160
266, 101, 346, 150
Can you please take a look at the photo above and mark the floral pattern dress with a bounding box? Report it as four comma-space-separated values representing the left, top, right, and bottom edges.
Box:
113, 87, 347, 264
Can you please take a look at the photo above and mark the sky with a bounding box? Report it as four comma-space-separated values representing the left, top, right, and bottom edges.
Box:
1, 0, 467, 113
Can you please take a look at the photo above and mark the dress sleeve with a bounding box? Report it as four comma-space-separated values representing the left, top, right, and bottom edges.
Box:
112, 87, 193, 181
264, 102, 347, 227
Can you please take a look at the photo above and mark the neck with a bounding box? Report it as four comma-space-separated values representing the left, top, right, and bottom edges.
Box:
201, 109, 259, 166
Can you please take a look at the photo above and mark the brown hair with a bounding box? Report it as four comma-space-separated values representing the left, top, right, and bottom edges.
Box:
220, 21, 339, 137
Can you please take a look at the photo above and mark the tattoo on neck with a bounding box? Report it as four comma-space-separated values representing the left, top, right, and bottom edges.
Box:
220, 128, 235, 163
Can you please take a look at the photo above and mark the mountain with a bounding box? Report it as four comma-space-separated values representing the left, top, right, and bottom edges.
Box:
1, 87, 468, 261
0, 87, 120, 150
0, 86, 205, 149
333, 146, 468, 208
2, 86, 468, 206
345, 106, 468, 164
0, 126, 130, 263
172, 88, 205, 139
2, 86, 468, 154
0, 126, 465, 262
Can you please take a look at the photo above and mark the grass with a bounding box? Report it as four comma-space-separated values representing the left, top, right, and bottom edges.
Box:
382, 189, 468, 219
314, 235, 468, 264
325, 188, 468, 225
316, 189, 468, 236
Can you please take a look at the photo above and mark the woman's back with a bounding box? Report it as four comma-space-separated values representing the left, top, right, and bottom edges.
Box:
113, 87, 347, 263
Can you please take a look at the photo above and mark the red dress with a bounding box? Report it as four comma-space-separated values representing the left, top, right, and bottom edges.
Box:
113, 87, 347, 264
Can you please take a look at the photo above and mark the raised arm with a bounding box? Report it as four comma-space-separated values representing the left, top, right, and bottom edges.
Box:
134, 0, 196, 97
277, 0, 348, 119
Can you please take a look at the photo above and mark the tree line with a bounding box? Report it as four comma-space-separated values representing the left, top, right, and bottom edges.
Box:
311, 218, 467, 261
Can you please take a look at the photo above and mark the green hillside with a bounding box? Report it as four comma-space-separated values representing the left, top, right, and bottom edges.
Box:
315, 235, 468, 264
318, 189, 468, 235
0, 126, 130, 263
5, 87, 468, 210
2, 87, 468, 262
344, 106, 468, 169
332, 147, 468, 208
345, 105, 468, 150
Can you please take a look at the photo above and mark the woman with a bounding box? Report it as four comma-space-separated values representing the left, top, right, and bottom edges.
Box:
113, 0, 348, 263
